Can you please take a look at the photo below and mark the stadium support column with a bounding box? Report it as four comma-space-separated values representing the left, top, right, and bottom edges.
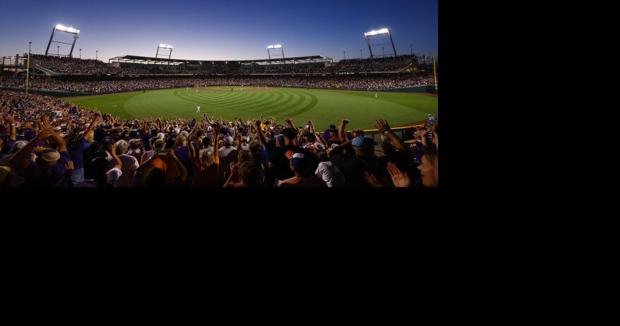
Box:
389, 32, 397, 57
281, 47, 285, 65
69, 34, 78, 58
45, 27, 56, 57
365, 36, 374, 59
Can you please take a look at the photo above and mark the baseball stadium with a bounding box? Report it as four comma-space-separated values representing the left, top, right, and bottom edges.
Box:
0, 0, 438, 189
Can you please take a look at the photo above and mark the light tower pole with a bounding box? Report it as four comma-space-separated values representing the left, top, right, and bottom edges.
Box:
96, 50, 98, 61
26, 42, 31, 97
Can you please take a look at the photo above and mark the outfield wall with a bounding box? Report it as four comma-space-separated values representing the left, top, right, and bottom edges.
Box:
3, 85, 437, 97
385, 85, 436, 93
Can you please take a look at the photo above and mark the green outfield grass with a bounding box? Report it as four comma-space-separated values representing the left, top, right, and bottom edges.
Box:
63, 86, 438, 130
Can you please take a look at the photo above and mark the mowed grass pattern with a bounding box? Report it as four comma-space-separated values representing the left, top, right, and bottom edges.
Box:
64, 87, 438, 130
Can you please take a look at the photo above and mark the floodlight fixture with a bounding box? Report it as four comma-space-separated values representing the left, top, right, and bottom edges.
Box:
45, 23, 80, 57
363, 27, 397, 58
156, 43, 174, 65
364, 28, 390, 37
55, 24, 80, 34
266, 44, 285, 63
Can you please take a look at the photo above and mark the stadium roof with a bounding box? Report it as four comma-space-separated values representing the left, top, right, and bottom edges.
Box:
109, 55, 332, 65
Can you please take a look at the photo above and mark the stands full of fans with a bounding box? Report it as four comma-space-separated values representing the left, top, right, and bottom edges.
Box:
0, 75, 435, 95
31, 54, 121, 75
26, 53, 426, 76
0, 90, 438, 188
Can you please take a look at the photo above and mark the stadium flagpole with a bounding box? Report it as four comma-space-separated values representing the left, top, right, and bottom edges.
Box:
433, 56, 438, 92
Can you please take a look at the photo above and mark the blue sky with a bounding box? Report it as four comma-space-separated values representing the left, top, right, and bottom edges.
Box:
0, 0, 437, 62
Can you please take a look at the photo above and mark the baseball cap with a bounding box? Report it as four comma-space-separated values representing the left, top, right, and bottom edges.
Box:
290, 152, 306, 169
129, 139, 142, 149
352, 136, 376, 149
12, 141, 28, 153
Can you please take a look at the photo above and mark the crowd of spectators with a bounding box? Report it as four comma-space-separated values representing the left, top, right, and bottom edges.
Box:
28, 53, 426, 76
31, 55, 120, 75
1, 75, 436, 95
332, 55, 416, 73
0, 90, 438, 189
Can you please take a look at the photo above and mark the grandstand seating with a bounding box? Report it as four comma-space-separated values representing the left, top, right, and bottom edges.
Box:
26, 53, 428, 76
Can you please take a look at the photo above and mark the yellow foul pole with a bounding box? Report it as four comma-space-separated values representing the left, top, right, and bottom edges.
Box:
433, 56, 438, 92
25, 53, 31, 97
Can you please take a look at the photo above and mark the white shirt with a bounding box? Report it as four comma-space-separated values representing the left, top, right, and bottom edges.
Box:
106, 168, 123, 187
117, 154, 139, 187
315, 161, 346, 188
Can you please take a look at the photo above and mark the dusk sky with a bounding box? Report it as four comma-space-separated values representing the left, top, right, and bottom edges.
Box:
0, 0, 437, 62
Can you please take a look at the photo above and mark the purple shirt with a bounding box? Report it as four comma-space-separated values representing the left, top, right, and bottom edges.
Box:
175, 146, 192, 174
68, 139, 90, 170
22, 151, 70, 187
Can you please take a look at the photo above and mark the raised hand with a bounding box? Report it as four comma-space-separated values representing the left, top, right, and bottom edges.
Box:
109, 142, 118, 155
65, 160, 75, 171
35, 128, 55, 141
39, 116, 53, 132
376, 119, 391, 133
230, 162, 239, 177
387, 162, 411, 188
364, 172, 383, 188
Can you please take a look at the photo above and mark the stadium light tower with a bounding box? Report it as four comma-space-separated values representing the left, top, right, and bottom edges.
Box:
156, 44, 174, 64
45, 24, 80, 57
364, 27, 397, 59
267, 44, 285, 63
